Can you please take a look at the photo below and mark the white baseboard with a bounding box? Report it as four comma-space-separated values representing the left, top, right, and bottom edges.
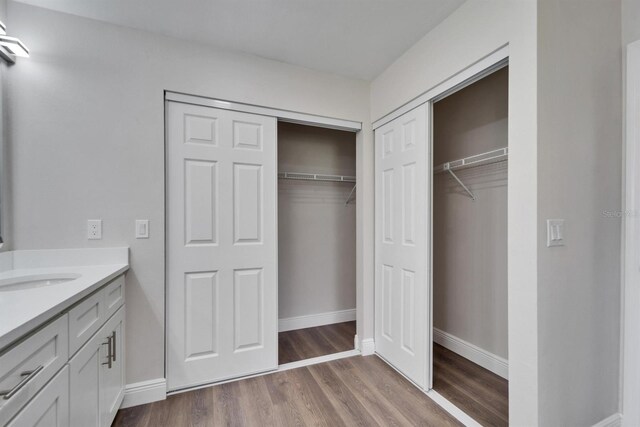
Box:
433, 328, 508, 379
120, 378, 167, 409
593, 413, 622, 427
278, 308, 356, 332
360, 338, 375, 356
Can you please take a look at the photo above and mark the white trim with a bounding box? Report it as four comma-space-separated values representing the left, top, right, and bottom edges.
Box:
120, 378, 167, 409
372, 44, 509, 130
593, 413, 622, 427
623, 39, 640, 427
426, 390, 483, 427
277, 349, 361, 372
278, 308, 356, 332
433, 328, 508, 379
360, 338, 375, 356
165, 91, 362, 132
167, 349, 360, 396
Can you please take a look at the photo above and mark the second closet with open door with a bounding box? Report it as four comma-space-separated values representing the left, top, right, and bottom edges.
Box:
431, 66, 509, 426
277, 122, 357, 366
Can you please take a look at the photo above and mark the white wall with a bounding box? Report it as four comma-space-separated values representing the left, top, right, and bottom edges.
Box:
537, 0, 622, 425
277, 122, 356, 320
371, 1, 538, 424
622, 2, 640, 426
5, 1, 371, 386
433, 67, 508, 359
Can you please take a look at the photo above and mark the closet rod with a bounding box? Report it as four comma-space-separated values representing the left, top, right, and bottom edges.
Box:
278, 172, 356, 183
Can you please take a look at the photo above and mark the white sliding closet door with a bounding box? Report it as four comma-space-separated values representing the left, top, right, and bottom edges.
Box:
375, 103, 430, 389
166, 101, 278, 391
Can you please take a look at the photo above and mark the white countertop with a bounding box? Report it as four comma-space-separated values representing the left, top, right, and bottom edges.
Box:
0, 248, 129, 351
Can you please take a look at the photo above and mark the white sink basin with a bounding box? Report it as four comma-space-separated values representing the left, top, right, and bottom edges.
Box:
0, 273, 81, 292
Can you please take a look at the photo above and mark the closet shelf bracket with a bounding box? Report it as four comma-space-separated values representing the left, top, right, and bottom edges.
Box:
345, 184, 356, 206
444, 164, 476, 201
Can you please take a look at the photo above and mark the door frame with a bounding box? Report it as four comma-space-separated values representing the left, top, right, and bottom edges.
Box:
372, 45, 509, 392
622, 39, 640, 427
163, 91, 363, 391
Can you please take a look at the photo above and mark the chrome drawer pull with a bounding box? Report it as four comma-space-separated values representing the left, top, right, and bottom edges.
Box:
102, 336, 112, 369
0, 365, 44, 400
111, 331, 116, 362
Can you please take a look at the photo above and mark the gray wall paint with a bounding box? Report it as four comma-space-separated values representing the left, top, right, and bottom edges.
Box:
622, 0, 640, 46
537, 0, 622, 424
278, 123, 356, 319
433, 68, 508, 359
5, 1, 369, 385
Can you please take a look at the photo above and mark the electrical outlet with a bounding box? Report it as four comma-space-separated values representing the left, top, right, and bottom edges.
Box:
88, 219, 102, 240
136, 219, 149, 239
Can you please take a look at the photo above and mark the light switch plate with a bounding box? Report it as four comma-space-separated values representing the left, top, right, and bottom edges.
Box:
88, 219, 102, 240
136, 219, 149, 239
547, 219, 565, 247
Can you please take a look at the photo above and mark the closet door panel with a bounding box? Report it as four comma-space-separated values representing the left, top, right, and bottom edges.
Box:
167, 102, 277, 391
375, 103, 430, 389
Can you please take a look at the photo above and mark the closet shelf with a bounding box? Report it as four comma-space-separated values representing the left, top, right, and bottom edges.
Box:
434, 147, 508, 174
434, 147, 508, 201
278, 172, 356, 183
278, 172, 356, 205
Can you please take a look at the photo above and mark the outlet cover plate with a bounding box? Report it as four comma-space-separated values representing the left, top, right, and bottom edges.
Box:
136, 219, 149, 239
547, 219, 565, 247
88, 219, 102, 240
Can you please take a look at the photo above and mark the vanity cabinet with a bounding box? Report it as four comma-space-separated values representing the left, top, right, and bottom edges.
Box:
0, 274, 125, 427
6, 367, 69, 427
69, 306, 124, 427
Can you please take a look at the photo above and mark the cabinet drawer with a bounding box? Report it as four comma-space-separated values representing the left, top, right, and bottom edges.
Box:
6, 366, 69, 427
68, 289, 104, 356
103, 276, 124, 321
68, 275, 126, 356
0, 315, 69, 426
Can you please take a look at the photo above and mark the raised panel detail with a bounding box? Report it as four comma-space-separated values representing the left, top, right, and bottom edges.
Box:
233, 121, 263, 150
382, 265, 393, 340
184, 272, 218, 360
402, 119, 416, 151
185, 160, 218, 246
233, 163, 263, 244
401, 269, 415, 355
185, 114, 217, 145
383, 169, 394, 243
233, 269, 263, 351
382, 129, 394, 158
402, 163, 416, 246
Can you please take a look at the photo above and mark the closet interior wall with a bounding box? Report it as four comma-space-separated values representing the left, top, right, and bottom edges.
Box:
277, 122, 356, 325
433, 67, 509, 360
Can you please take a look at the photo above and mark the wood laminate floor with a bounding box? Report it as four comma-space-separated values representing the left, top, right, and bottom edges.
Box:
433, 343, 509, 427
278, 321, 356, 365
113, 355, 462, 427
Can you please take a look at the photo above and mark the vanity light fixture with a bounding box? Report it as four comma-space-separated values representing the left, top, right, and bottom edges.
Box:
0, 20, 29, 63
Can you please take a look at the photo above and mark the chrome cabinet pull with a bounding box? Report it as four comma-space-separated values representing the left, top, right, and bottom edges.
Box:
111, 331, 116, 362
102, 336, 112, 369
0, 365, 44, 400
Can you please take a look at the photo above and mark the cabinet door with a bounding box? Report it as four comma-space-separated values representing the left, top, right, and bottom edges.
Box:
68, 328, 104, 427
100, 307, 125, 427
7, 366, 69, 427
